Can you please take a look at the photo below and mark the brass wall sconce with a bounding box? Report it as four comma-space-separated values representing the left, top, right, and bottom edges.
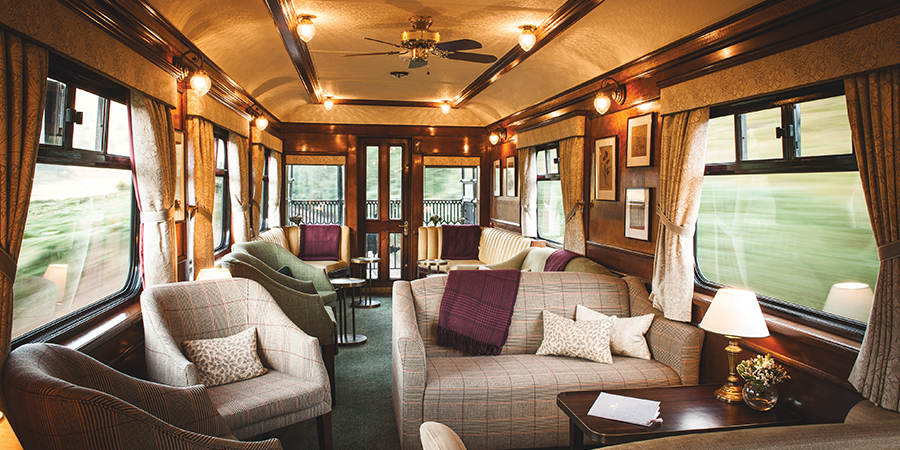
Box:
250, 105, 268, 131
489, 128, 507, 145
593, 77, 626, 115
175, 50, 212, 96
441, 101, 451, 114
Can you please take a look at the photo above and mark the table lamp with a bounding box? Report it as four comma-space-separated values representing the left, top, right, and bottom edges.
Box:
196, 267, 232, 281
823, 282, 873, 323
698, 288, 769, 403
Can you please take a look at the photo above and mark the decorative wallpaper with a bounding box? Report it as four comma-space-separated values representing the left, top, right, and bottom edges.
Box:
662, 15, 900, 115
0, 0, 177, 107
422, 156, 480, 166
186, 90, 250, 137
250, 127, 283, 153
284, 155, 346, 165
517, 116, 586, 149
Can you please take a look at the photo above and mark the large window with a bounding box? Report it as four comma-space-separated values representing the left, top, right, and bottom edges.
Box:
696, 83, 878, 330
423, 167, 478, 225
287, 164, 345, 224
259, 148, 271, 232
14, 61, 138, 342
536, 144, 564, 243
213, 130, 230, 251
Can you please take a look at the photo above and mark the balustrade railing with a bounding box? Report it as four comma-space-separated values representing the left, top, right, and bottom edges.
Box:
288, 200, 344, 224
288, 198, 476, 225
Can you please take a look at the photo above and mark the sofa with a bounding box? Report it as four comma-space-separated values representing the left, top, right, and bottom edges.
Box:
255, 225, 351, 276
460, 246, 614, 275
392, 271, 704, 450
416, 226, 539, 272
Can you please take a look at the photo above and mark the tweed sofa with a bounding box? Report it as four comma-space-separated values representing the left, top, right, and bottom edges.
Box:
392, 272, 704, 450
416, 226, 538, 272
459, 246, 615, 275
255, 225, 350, 276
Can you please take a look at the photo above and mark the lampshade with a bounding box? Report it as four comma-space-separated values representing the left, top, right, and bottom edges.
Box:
823, 282, 873, 323
699, 289, 769, 338
255, 116, 268, 131
196, 268, 232, 281
297, 15, 316, 42
323, 97, 334, 110
518, 25, 536, 52
190, 70, 211, 96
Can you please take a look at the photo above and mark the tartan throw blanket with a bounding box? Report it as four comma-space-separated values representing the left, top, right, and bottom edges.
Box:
544, 249, 581, 271
437, 269, 522, 355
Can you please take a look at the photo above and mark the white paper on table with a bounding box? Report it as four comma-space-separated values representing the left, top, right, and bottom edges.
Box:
587, 392, 661, 427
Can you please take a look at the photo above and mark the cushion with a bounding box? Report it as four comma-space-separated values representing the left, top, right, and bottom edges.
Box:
536, 310, 614, 363
182, 327, 268, 387
441, 225, 482, 260
277, 265, 293, 277
576, 304, 654, 360
420, 422, 467, 450
299, 224, 340, 260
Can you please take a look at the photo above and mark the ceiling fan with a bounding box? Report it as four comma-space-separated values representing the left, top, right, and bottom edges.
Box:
340, 16, 498, 69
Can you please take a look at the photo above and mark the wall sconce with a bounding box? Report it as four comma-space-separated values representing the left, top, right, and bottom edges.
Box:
593, 77, 626, 115
297, 15, 316, 43
249, 105, 268, 131
518, 25, 537, 52
489, 128, 507, 145
323, 96, 334, 110
441, 101, 451, 114
176, 50, 212, 96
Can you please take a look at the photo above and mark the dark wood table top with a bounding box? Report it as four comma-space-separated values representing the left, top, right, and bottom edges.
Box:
557, 384, 802, 446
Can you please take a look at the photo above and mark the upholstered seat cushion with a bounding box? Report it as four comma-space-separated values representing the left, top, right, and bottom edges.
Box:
303, 259, 351, 274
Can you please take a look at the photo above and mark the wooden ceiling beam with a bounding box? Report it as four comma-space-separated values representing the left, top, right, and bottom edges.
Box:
263, 0, 323, 104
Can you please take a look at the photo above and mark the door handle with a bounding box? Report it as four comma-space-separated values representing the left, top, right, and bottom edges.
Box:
400, 220, 409, 236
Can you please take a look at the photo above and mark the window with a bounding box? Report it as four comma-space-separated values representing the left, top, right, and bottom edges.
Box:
536, 144, 564, 243
696, 82, 878, 331
287, 165, 345, 224
213, 130, 230, 251
13, 59, 138, 343
423, 167, 478, 225
259, 148, 270, 232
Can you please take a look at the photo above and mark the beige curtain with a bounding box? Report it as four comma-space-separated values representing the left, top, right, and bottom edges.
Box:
519, 147, 537, 237
559, 137, 585, 253
0, 31, 48, 412
228, 132, 250, 243
186, 117, 215, 281
250, 144, 265, 235
268, 150, 282, 227
650, 108, 709, 322
846, 68, 900, 411
129, 91, 176, 287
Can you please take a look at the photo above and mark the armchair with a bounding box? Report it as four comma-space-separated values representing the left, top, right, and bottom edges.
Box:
2, 343, 281, 450
232, 240, 337, 304
141, 278, 332, 449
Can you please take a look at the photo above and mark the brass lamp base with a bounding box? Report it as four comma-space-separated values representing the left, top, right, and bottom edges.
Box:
714, 383, 744, 403
714, 336, 745, 403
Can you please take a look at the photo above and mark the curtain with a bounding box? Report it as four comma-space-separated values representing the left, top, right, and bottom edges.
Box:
845, 68, 900, 411
559, 137, 585, 253
250, 143, 265, 235
186, 117, 215, 281
268, 150, 282, 227
0, 31, 48, 413
128, 91, 176, 287
228, 132, 250, 243
519, 147, 537, 237
649, 108, 709, 322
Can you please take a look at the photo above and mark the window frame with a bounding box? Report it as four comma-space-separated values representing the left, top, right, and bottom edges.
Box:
213, 128, 231, 252
694, 81, 868, 339
535, 142, 563, 244
259, 147, 271, 232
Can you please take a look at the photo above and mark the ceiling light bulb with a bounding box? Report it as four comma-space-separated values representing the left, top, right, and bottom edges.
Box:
297, 15, 316, 43
190, 70, 211, 96
323, 97, 334, 110
255, 116, 268, 131
518, 25, 537, 52
593, 92, 612, 114
489, 133, 500, 145
441, 102, 451, 114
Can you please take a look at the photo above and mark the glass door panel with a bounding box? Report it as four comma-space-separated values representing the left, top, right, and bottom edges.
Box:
366, 145, 379, 220
360, 140, 409, 284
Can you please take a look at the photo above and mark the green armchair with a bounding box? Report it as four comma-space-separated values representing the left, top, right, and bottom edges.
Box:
231, 240, 337, 303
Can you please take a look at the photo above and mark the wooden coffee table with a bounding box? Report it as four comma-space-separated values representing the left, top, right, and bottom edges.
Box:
557, 384, 801, 449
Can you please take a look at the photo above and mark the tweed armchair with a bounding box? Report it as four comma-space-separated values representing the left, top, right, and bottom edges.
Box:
1, 343, 281, 450
232, 240, 337, 303
141, 278, 332, 449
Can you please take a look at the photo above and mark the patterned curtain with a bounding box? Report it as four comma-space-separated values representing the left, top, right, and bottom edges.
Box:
250, 143, 265, 235
649, 108, 709, 322
186, 117, 215, 281
518, 147, 537, 237
559, 137, 585, 253
228, 132, 250, 243
268, 150, 282, 227
846, 69, 900, 411
128, 91, 176, 287
0, 31, 48, 413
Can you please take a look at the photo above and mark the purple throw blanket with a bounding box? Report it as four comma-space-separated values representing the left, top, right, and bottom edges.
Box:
544, 249, 580, 272
441, 224, 481, 260
437, 269, 521, 356
299, 224, 340, 260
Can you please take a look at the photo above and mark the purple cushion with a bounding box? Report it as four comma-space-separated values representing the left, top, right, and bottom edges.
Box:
298, 224, 341, 261
441, 225, 482, 260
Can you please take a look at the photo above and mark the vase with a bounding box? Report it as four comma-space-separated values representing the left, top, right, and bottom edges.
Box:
743, 383, 778, 411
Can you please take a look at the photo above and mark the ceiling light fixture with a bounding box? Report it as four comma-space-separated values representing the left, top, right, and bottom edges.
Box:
593, 77, 626, 115
441, 102, 451, 114
323, 97, 334, 111
390, 71, 409, 79
297, 15, 316, 43
518, 25, 537, 52
176, 50, 212, 97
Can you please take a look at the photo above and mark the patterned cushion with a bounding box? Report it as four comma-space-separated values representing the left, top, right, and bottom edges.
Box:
183, 328, 268, 387
576, 304, 654, 360
536, 310, 614, 363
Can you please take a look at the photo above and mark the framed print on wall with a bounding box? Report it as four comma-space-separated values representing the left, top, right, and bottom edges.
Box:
594, 136, 617, 201
493, 159, 501, 196
506, 155, 517, 197
626, 113, 653, 167
625, 188, 650, 241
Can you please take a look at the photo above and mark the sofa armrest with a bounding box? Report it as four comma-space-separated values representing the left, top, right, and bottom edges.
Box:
140, 292, 200, 387
392, 281, 428, 448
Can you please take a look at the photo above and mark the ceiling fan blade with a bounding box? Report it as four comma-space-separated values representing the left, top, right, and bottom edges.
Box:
340, 51, 402, 57
409, 59, 428, 69
364, 37, 402, 48
434, 39, 482, 52
445, 52, 498, 64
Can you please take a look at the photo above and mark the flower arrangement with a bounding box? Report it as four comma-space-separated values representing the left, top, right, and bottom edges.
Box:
428, 214, 442, 226
289, 215, 302, 226
737, 353, 790, 391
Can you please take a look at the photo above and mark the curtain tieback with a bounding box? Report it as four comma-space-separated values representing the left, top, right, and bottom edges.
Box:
658, 208, 694, 238
879, 240, 900, 262
0, 246, 17, 282
187, 204, 213, 222
141, 207, 175, 224
564, 200, 585, 224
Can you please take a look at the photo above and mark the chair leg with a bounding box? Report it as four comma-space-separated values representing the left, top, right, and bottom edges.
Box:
322, 343, 336, 406
317, 412, 333, 450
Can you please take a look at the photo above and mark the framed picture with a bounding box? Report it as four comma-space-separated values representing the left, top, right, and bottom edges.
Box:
493, 159, 501, 196
593, 136, 617, 201
625, 188, 650, 241
626, 113, 653, 167
505, 155, 517, 197
173, 130, 185, 221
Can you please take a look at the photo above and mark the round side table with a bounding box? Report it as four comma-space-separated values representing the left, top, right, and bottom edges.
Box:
330, 278, 367, 345
350, 256, 381, 308
418, 259, 448, 278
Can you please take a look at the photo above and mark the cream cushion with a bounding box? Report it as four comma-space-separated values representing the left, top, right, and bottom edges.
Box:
576, 304, 654, 360
536, 310, 614, 363
417, 226, 534, 272
420, 422, 468, 450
